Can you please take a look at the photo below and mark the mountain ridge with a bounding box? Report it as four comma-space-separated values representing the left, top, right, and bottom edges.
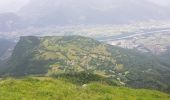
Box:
2, 35, 170, 92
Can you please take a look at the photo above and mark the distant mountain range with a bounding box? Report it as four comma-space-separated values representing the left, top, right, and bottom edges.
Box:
0, 38, 15, 60
0, 0, 170, 32
0, 38, 15, 74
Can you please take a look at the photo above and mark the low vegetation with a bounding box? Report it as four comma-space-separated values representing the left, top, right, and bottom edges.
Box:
0, 77, 169, 100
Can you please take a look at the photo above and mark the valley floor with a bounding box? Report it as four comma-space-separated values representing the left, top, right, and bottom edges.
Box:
0, 77, 169, 100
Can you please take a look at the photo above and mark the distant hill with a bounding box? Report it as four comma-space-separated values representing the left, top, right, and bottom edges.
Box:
0, 38, 15, 75
18, 0, 169, 26
0, 0, 170, 32
0, 38, 14, 58
4, 36, 170, 92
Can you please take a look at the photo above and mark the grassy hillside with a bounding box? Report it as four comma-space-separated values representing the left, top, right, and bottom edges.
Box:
0, 77, 169, 100
5, 36, 170, 92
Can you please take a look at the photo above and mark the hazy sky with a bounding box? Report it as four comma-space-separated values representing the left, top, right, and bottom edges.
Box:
0, 0, 30, 13
149, 0, 170, 5
0, 0, 170, 13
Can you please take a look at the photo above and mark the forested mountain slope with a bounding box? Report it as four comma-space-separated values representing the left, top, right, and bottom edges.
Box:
3, 36, 169, 92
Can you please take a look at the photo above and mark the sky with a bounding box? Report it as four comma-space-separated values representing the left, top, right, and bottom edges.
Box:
0, 0, 30, 13
149, 0, 170, 5
0, 0, 170, 13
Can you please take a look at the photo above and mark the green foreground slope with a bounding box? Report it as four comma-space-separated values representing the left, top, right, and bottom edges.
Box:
0, 77, 169, 100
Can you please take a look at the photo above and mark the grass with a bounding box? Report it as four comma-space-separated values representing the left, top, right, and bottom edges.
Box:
0, 77, 169, 100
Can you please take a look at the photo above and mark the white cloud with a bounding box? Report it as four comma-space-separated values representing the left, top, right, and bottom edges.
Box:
148, 0, 170, 6
0, 0, 30, 13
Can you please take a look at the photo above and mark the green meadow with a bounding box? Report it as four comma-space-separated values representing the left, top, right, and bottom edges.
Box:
0, 77, 169, 100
